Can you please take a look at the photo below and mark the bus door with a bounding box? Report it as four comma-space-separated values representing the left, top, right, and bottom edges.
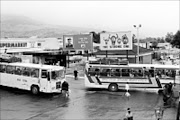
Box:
40, 69, 49, 92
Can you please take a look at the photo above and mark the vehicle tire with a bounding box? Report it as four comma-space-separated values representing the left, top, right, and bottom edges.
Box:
31, 85, 39, 95
108, 83, 118, 92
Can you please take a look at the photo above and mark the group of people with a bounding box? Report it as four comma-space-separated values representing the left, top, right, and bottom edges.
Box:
162, 82, 173, 106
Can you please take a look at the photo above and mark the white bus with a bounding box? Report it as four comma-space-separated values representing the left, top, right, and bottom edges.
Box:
84, 61, 179, 92
0, 62, 65, 94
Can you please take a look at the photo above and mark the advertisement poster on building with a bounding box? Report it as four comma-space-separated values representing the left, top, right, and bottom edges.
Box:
73, 34, 93, 50
64, 36, 74, 49
100, 31, 132, 50
63, 34, 93, 50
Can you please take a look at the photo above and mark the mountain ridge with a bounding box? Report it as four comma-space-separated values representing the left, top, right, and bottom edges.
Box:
1, 14, 100, 38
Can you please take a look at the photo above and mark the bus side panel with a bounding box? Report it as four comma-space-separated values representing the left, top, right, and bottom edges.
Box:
0, 73, 9, 86
84, 75, 109, 89
0, 73, 21, 88
19, 76, 40, 91
0, 73, 40, 91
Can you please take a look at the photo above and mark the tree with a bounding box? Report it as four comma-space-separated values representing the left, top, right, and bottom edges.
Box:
165, 32, 174, 43
151, 41, 158, 49
171, 30, 180, 49
159, 37, 165, 43
90, 31, 100, 43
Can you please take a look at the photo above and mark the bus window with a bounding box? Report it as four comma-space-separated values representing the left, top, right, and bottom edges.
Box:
31, 68, 39, 78
121, 68, 130, 77
171, 70, 176, 78
0, 64, 6, 73
100, 68, 110, 77
156, 69, 175, 79
149, 67, 154, 77
177, 70, 180, 76
111, 68, 120, 77
15, 66, 22, 75
166, 69, 175, 78
132, 68, 143, 77
22, 67, 30, 76
95, 68, 100, 76
41, 70, 47, 78
156, 69, 164, 78
59, 70, 65, 78
51, 70, 64, 80
6, 65, 15, 74
88, 68, 97, 76
129, 69, 134, 78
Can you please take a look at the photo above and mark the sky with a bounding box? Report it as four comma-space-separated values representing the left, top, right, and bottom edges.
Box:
1, 1, 180, 38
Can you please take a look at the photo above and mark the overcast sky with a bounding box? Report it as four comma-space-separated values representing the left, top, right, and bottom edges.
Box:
1, 1, 179, 38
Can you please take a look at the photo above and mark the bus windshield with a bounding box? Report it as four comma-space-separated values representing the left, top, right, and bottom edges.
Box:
51, 70, 65, 80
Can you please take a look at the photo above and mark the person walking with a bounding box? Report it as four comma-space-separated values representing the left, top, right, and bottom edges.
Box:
61, 80, 69, 97
125, 108, 133, 120
74, 69, 78, 80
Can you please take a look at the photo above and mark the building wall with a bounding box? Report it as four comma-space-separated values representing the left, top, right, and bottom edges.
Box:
128, 57, 136, 63
142, 54, 152, 64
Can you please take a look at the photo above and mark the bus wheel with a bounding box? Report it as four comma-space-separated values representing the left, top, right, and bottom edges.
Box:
108, 83, 118, 92
31, 85, 39, 95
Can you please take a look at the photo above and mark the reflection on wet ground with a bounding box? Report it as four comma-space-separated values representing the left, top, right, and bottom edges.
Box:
0, 77, 163, 120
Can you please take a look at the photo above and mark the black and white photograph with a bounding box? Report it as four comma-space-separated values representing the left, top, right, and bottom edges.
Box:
65, 37, 74, 48
1, 1, 180, 120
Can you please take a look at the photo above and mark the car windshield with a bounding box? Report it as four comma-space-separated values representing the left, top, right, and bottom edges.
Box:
51, 70, 65, 80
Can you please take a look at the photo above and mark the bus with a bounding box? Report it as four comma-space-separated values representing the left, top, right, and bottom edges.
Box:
84, 60, 179, 92
0, 62, 65, 94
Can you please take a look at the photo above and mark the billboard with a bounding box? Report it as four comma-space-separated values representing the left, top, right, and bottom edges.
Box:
63, 34, 93, 50
100, 31, 132, 50
63, 35, 74, 49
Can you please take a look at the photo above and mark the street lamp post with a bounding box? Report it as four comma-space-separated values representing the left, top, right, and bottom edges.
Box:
133, 24, 142, 64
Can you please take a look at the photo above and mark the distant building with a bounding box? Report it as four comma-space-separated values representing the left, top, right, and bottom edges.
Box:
0, 38, 61, 54
157, 42, 171, 50
154, 42, 179, 61
134, 42, 150, 49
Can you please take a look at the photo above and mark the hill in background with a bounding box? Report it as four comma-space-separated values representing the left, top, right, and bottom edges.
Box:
1, 14, 99, 38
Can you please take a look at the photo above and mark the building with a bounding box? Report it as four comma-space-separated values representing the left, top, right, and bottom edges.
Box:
0, 37, 61, 54
0, 37, 66, 65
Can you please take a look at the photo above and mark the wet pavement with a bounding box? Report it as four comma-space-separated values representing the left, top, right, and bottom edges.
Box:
1, 70, 179, 120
